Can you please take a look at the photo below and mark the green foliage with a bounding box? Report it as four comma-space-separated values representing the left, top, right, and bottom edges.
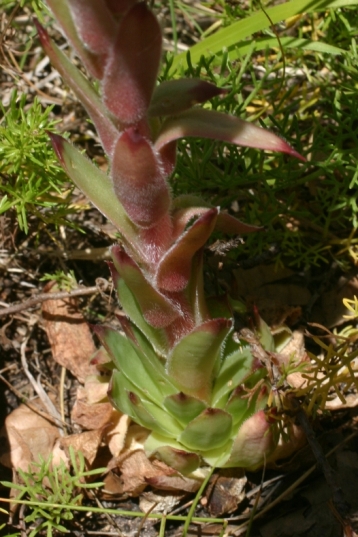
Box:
0, 0, 49, 21
40, 269, 77, 291
1, 447, 105, 537
163, 7, 358, 268
0, 90, 73, 233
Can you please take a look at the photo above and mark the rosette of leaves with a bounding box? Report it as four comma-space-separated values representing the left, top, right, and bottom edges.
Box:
38, 0, 304, 473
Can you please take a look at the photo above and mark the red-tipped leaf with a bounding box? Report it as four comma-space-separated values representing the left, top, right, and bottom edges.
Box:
155, 108, 306, 161
36, 21, 119, 156
111, 128, 170, 228
45, 0, 103, 78
167, 318, 232, 403
155, 208, 218, 292
149, 79, 225, 117
111, 245, 181, 328
103, 2, 162, 124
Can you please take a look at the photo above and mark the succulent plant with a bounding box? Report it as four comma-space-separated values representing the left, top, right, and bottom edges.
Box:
38, 0, 304, 473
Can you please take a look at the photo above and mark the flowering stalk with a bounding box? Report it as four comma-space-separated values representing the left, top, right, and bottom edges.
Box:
38, 0, 304, 473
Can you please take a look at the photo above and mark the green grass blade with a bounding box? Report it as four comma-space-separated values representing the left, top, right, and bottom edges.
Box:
172, 0, 358, 70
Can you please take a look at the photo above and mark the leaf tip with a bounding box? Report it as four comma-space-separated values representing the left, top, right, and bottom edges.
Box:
48, 131, 66, 166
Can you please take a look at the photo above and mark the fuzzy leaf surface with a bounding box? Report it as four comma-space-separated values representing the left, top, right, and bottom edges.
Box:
45, 0, 103, 78
68, 0, 116, 60
111, 245, 180, 328
179, 408, 232, 451
110, 266, 170, 357
36, 22, 119, 156
167, 318, 232, 402
49, 134, 136, 242
156, 208, 218, 292
103, 2, 162, 124
149, 79, 224, 117
155, 108, 305, 160
111, 128, 170, 228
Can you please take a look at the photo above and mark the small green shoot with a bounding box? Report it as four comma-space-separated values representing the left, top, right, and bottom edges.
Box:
1, 447, 105, 537
0, 90, 72, 233
40, 270, 77, 291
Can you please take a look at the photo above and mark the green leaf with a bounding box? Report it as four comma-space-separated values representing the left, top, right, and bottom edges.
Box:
150, 445, 201, 475
111, 267, 170, 357
155, 109, 305, 160
36, 21, 118, 156
149, 78, 224, 117
227, 36, 345, 61
111, 378, 182, 437
163, 393, 206, 426
172, 0, 358, 71
167, 318, 232, 402
179, 408, 232, 451
111, 245, 180, 328
212, 345, 258, 407
49, 134, 137, 244
94, 326, 176, 405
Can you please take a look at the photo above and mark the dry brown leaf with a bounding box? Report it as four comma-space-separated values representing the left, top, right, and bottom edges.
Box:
146, 472, 201, 493
104, 450, 201, 497
42, 282, 98, 383
0, 400, 60, 472
205, 472, 246, 517
276, 328, 310, 389
83, 374, 112, 404
71, 393, 114, 430
105, 413, 131, 457
60, 429, 103, 467
139, 490, 185, 514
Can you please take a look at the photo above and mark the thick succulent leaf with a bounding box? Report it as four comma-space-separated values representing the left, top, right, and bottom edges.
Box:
155, 108, 306, 161
152, 445, 201, 475
215, 212, 264, 234
45, 0, 103, 78
49, 134, 137, 243
36, 23, 119, 156
109, 369, 137, 418
105, 0, 138, 15
111, 128, 171, 228
103, 2, 162, 124
225, 384, 268, 428
179, 408, 232, 451
136, 213, 173, 265
223, 410, 276, 469
110, 373, 182, 437
212, 344, 263, 407
186, 251, 209, 324
145, 432, 202, 473
171, 200, 263, 241
93, 326, 176, 404
167, 318, 232, 402
149, 79, 225, 117
158, 140, 177, 177
109, 264, 170, 357
156, 208, 218, 292
128, 392, 183, 438
163, 393, 206, 427
111, 245, 180, 328
68, 0, 117, 61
